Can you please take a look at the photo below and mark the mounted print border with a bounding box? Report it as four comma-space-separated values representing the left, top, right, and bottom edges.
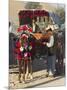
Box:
9, 0, 65, 89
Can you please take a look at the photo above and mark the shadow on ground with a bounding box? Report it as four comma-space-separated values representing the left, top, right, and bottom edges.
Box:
25, 75, 65, 88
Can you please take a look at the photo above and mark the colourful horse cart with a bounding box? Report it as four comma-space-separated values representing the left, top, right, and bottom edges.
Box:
16, 10, 50, 83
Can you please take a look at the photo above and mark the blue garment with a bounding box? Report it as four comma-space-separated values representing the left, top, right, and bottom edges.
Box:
47, 55, 56, 75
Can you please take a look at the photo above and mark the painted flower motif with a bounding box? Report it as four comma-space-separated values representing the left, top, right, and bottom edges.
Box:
17, 25, 28, 32
29, 46, 32, 50
22, 25, 28, 30
28, 27, 33, 32
21, 34, 28, 39
24, 52, 28, 57
20, 46, 24, 51
24, 43, 28, 49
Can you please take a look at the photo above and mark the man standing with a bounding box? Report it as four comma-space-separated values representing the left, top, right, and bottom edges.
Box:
43, 28, 56, 77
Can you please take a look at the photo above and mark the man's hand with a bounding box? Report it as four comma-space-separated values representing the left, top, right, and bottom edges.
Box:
43, 42, 46, 45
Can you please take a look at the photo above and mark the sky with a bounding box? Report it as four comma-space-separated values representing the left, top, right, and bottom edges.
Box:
51, 3, 65, 8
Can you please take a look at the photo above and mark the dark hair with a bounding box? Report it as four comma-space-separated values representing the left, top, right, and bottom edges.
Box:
46, 28, 52, 32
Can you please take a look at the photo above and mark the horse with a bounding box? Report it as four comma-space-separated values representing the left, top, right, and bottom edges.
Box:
21, 35, 33, 82
55, 33, 64, 75
14, 33, 34, 83
14, 31, 51, 83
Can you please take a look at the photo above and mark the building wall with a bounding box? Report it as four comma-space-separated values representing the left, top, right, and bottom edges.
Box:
9, 0, 26, 26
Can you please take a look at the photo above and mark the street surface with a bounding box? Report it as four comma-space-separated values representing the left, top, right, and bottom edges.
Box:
9, 69, 65, 89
